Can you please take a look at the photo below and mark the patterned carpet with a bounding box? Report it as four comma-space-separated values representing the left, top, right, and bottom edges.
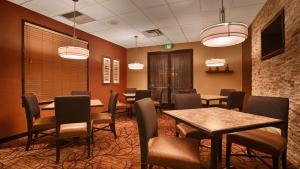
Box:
0, 113, 297, 169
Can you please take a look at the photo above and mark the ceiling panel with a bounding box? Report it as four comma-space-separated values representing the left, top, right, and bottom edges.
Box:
79, 4, 114, 20
232, 0, 266, 7
131, 0, 166, 9
7, 0, 29, 5
77, 20, 111, 33
101, 0, 137, 14
143, 5, 178, 28
118, 11, 157, 31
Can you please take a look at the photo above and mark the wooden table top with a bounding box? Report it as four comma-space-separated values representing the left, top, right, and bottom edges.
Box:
201, 94, 228, 101
163, 107, 284, 136
122, 93, 136, 98
42, 99, 104, 110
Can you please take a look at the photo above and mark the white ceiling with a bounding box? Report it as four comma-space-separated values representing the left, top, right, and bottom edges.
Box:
8, 0, 266, 48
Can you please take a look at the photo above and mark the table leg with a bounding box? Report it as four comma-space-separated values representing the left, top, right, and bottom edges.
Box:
206, 100, 210, 107
210, 135, 220, 169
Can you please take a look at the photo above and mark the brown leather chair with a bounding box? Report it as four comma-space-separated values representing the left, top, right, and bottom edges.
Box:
211, 91, 245, 112
55, 95, 92, 164
124, 88, 136, 103
226, 96, 289, 169
177, 88, 197, 94
22, 93, 55, 151
135, 90, 152, 101
135, 98, 201, 169
151, 87, 163, 114
219, 89, 236, 104
71, 91, 91, 97
91, 91, 118, 138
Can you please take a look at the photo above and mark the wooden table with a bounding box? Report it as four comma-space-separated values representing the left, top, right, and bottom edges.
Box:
42, 99, 104, 110
201, 94, 228, 107
163, 107, 284, 169
122, 93, 135, 98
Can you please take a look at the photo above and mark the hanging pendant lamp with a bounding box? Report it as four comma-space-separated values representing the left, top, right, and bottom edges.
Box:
58, 0, 89, 60
128, 36, 144, 70
200, 0, 248, 47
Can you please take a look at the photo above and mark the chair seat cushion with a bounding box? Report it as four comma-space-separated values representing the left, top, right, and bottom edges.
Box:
91, 112, 112, 124
209, 103, 227, 108
153, 101, 160, 106
33, 116, 56, 131
59, 122, 90, 138
116, 102, 130, 109
148, 137, 201, 169
227, 129, 287, 156
176, 123, 209, 140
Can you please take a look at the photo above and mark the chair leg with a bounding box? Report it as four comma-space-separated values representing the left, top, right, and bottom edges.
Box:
159, 106, 162, 115
91, 130, 94, 144
25, 131, 32, 151
56, 139, 60, 164
272, 156, 279, 169
110, 123, 117, 138
87, 135, 91, 158
246, 147, 252, 155
282, 149, 287, 169
226, 141, 232, 168
141, 163, 148, 169
218, 136, 222, 162
148, 164, 153, 169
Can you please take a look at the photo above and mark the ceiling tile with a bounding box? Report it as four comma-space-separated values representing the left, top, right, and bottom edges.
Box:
149, 36, 170, 45
79, 4, 114, 20
102, 0, 137, 14
61, 0, 98, 10
51, 16, 75, 26
77, 20, 111, 33
143, 5, 178, 28
7, 0, 29, 5
232, 0, 266, 7
22, 0, 72, 17
228, 4, 264, 20
131, 0, 165, 9
118, 11, 157, 31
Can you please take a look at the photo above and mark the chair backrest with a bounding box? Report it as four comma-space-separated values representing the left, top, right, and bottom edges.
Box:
177, 88, 197, 94
125, 88, 136, 93
135, 98, 158, 164
71, 91, 91, 97
226, 91, 245, 111
55, 95, 90, 125
108, 91, 119, 123
135, 90, 152, 101
247, 96, 289, 137
22, 93, 41, 129
151, 87, 163, 102
220, 89, 236, 96
174, 93, 202, 110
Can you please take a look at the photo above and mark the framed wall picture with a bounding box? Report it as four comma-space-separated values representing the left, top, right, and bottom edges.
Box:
113, 59, 120, 84
102, 56, 111, 84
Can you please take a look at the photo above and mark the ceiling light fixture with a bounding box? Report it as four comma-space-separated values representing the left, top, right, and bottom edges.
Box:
58, 0, 89, 60
205, 59, 226, 67
200, 0, 248, 47
128, 36, 144, 70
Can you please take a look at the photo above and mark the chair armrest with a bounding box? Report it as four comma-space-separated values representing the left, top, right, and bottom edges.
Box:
39, 100, 53, 105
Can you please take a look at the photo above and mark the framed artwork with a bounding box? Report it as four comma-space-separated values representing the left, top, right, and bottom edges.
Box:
112, 59, 120, 84
102, 56, 111, 84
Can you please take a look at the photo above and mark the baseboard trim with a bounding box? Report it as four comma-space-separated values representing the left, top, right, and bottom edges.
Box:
0, 132, 27, 144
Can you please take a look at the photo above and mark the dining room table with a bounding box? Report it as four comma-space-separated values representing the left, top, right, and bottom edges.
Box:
201, 94, 228, 107
163, 107, 284, 169
41, 99, 104, 110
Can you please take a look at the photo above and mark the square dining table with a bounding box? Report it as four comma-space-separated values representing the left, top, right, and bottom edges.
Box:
201, 94, 228, 107
41, 99, 104, 110
163, 107, 284, 169
122, 93, 136, 98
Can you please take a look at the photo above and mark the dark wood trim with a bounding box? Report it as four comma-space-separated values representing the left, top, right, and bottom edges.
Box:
0, 132, 27, 144
261, 8, 285, 60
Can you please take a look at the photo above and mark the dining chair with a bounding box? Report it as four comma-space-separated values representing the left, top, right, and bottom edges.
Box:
226, 96, 289, 169
151, 87, 163, 114
211, 91, 245, 112
177, 88, 197, 94
135, 90, 152, 101
219, 89, 236, 104
22, 93, 55, 151
135, 98, 201, 169
71, 90, 91, 97
54, 95, 92, 164
91, 91, 118, 138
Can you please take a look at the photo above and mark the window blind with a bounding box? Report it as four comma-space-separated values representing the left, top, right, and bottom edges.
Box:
23, 22, 88, 101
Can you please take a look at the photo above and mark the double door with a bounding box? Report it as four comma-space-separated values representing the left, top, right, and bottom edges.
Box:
148, 49, 193, 105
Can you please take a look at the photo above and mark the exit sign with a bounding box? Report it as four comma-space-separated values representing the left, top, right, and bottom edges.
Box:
164, 43, 173, 49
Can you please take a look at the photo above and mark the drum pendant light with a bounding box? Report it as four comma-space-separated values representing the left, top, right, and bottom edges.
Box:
58, 0, 89, 60
200, 0, 248, 47
128, 36, 144, 70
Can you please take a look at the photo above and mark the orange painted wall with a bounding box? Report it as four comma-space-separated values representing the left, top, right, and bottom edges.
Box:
0, 1, 127, 139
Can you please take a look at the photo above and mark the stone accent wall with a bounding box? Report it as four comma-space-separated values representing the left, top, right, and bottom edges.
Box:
251, 0, 300, 166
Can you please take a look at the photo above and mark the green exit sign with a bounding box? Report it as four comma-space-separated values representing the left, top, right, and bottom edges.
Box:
164, 43, 173, 49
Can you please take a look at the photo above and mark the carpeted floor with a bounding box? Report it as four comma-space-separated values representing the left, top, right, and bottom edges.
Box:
0, 113, 297, 169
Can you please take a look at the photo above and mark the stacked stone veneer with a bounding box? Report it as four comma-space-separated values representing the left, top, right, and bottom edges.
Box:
251, 0, 300, 166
